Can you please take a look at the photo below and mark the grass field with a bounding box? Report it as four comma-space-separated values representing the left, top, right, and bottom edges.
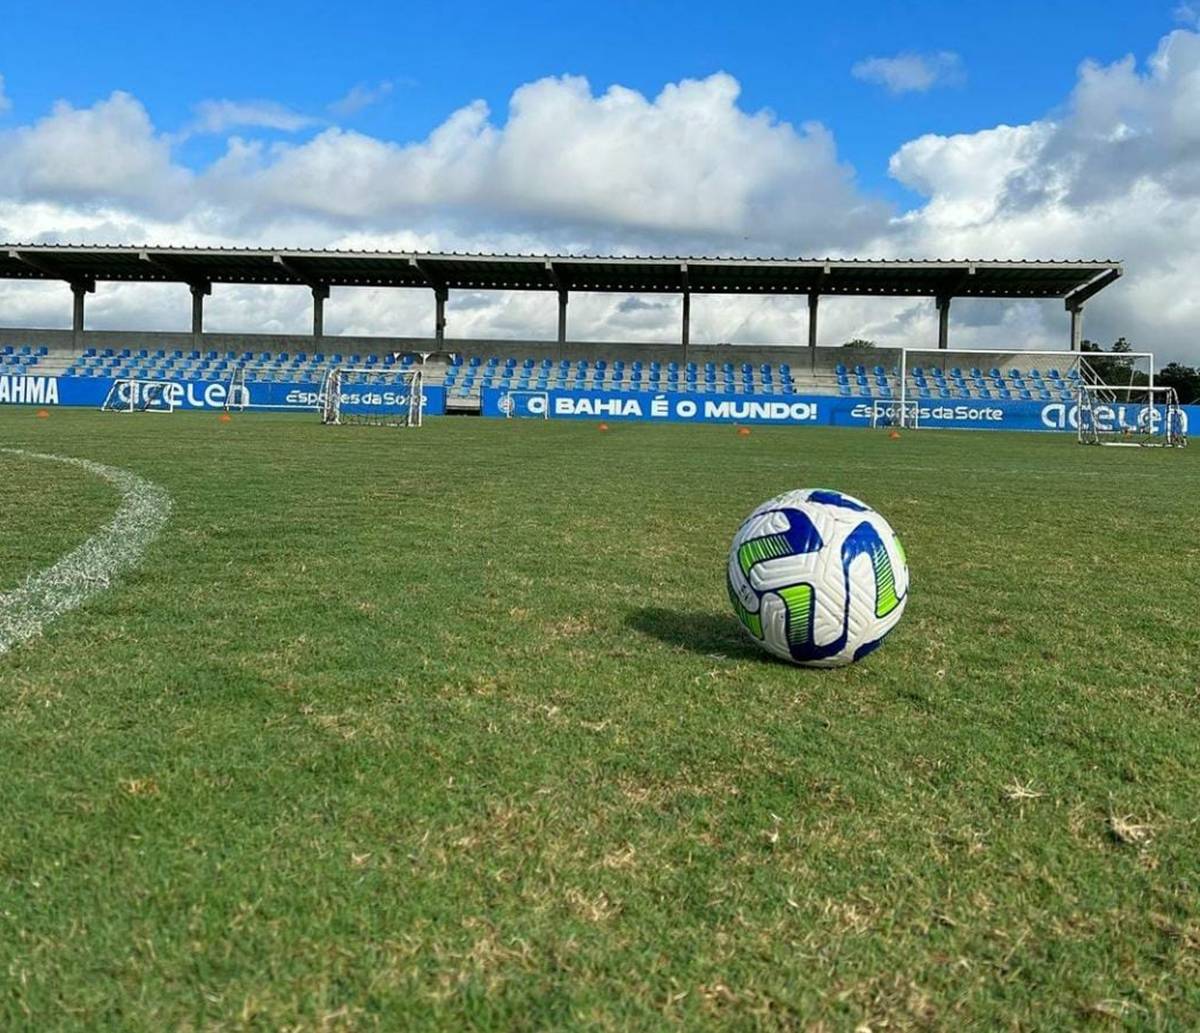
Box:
2, 408, 1199, 1031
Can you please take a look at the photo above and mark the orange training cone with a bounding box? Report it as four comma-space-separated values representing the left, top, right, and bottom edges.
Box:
35, 409, 49, 419
218, 412, 233, 423
737, 426, 751, 437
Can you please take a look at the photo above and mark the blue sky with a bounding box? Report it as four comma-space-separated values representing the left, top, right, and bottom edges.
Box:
1, 0, 1186, 205
1, 1, 1199, 357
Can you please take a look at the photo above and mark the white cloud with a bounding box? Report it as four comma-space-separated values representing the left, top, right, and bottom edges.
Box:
852, 51, 965, 94
0, 92, 189, 216
0, 75, 10, 115
208, 73, 882, 249
188, 99, 316, 136
328, 81, 394, 118
872, 30, 1200, 356
3, 40, 1200, 363
1175, 3, 1199, 27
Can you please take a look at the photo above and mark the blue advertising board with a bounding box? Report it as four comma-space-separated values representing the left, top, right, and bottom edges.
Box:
483, 386, 1199, 435
0, 373, 445, 415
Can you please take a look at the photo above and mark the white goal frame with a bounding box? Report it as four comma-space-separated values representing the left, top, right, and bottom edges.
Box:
899, 348, 1156, 430
869, 399, 919, 429
101, 379, 175, 414
501, 390, 550, 419
1076, 383, 1187, 447
224, 365, 247, 412
319, 367, 423, 427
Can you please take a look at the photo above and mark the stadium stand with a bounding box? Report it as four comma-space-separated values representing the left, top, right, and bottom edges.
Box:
3, 342, 1089, 407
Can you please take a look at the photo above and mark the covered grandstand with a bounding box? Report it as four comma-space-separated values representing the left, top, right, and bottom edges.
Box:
1, 245, 1121, 352
0, 245, 1132, 422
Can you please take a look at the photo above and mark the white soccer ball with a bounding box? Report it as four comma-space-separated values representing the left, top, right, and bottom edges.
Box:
727, 489, 909, 667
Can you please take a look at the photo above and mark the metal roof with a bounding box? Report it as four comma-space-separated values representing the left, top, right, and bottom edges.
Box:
0, 245, 1122, 302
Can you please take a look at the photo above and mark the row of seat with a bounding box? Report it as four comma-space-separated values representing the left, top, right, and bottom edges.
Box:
0, 346, 1111, 406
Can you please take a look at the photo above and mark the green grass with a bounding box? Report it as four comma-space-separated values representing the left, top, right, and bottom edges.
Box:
1, 408, 1199, 1031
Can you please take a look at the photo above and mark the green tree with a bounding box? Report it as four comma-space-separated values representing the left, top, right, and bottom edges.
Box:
1155, 363, 1200, 405
1081, 338, 1139, 384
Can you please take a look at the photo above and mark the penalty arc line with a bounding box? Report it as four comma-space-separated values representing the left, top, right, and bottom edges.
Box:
0, 449, 173, 657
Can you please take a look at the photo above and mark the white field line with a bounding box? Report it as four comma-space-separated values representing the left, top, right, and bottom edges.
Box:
0, 449, 172, 656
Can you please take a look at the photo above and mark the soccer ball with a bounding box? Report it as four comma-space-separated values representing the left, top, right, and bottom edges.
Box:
727, 489, 909, 667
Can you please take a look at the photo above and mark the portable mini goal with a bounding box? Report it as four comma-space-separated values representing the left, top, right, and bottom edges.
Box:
869, 399, 919, 429
319, 367, 423, 427
1076, 383, 1187, 447
501, 390, 550, 419
100, 379, 175, 414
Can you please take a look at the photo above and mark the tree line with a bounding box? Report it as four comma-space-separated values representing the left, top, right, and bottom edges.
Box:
1081, 339, 1200, 404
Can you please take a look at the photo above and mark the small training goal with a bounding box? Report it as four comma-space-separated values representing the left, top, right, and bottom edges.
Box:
101, 379, 175, 413
869, 399, 919, 429
1076, 384, 1187, 447
319, 368, 423, 427
500, 391, 550, 419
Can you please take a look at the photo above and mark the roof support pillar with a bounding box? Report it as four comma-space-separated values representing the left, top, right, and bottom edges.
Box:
1069, 303, 1083, 352
557, 290, 568, 345
312, 284, 329, 338
190, 281, 210, 343
680, 263, 690, 361
807, 291, 819, 372
936, 295, 951, 350
681, 291, 691, 355
434, 287, 447, 343
71, 280, 94, 352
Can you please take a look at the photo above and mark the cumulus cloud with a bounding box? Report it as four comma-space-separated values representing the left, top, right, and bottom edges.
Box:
188, 99, 317, 136
328, 81, 395, 118
876, 29, 1200, 356
0, 92, 189, 217
3, 38, 1200, 362
852, 51, 965, 94
207, 73, 883, 250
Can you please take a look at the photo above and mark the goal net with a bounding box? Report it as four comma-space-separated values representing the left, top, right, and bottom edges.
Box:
1076, 384, 1187, 447
500, 390, 550, 419
319, 367, 423, 427
101, 379, 175, 413
869, 399, 919, 429
898, 347, 1158, 432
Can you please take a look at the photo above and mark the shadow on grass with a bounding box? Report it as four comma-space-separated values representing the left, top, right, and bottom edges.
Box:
625, 607, 766, 661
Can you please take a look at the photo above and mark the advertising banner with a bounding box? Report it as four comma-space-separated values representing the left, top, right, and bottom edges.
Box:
0, 374, 445, 416
483, 386, 1198, 434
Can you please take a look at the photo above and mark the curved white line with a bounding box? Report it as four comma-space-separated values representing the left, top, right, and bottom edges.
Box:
0, 449, 172, 656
